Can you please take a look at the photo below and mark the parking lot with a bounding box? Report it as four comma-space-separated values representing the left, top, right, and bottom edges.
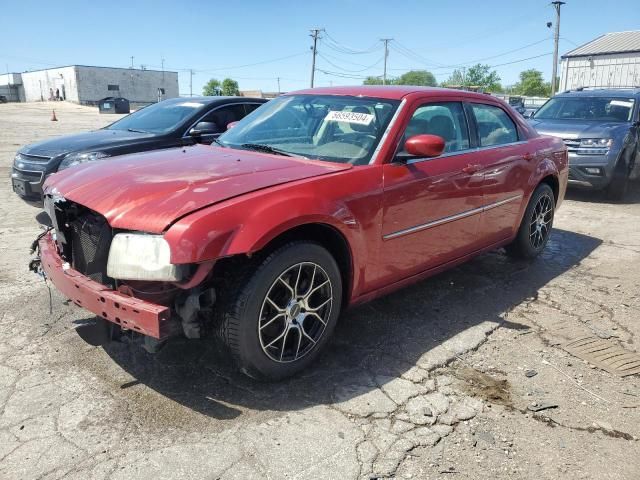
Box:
0, 102, 639, 479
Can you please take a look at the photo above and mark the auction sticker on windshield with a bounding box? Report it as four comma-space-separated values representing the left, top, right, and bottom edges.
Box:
325, 110, 374, 125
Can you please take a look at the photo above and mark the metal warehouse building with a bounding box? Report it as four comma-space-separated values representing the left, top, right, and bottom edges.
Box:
560, 30, 640, 91
0, 65, 179, 105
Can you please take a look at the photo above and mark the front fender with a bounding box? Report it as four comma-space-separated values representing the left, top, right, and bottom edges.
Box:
163, 189, 366, 267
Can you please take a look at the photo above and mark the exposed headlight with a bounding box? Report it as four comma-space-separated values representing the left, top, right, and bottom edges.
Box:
59, 151, 110, 170
579, 138, 612, 147
107, 233, 187, 281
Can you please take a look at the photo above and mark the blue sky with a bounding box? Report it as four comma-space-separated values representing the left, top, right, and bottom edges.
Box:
1, 0, 639, 95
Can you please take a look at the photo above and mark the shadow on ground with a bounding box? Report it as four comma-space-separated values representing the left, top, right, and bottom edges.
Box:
86, 228, 601, 420
564, 180, 640, 204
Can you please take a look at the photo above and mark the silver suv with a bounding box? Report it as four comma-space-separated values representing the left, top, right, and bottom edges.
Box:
529, 88, 640, 200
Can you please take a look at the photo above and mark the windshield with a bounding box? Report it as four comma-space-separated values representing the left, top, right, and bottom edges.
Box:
534, 96, 635, 122
217, 94, 400, 165
107, 100, 207, 133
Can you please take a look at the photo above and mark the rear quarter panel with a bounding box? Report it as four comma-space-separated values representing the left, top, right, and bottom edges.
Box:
528, 135, 568, 207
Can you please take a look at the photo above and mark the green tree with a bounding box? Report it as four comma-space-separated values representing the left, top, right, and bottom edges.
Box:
363, 71, 437, 86
363, 76, 384, 85
203, 78, 221, 96
512, 69, 551, 96
442, 69, 465, 87
465, 64, 502, 92
395, 70, 437, 87
221, 78, 240, 96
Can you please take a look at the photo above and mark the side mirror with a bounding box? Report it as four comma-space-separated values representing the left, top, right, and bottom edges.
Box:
226, 121, 239, 130
189, 121, 220, 136
403, 134, 445, 159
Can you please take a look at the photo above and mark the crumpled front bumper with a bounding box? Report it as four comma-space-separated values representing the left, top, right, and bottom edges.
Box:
38, 233, 171, 339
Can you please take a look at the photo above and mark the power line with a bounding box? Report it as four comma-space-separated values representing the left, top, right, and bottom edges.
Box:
317, 52, 383, 73
424, 3, 550, 51
322, 32, 382, 55
315, 68, 372, 80
486, 52, 553, 68
378, 52, 553, 82
317, 45, 383, 68
390, 41, 445, 67
444, 37, 552, 67
193, 52, 308, 73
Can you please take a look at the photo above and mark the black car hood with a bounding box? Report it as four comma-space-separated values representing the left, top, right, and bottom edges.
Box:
20, 129, 157, 157
528, 118, 630, 139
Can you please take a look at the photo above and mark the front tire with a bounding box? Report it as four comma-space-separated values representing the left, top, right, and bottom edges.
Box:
218, 242, 342, 381
505, 183, 555, 259
604, 158, 630, 201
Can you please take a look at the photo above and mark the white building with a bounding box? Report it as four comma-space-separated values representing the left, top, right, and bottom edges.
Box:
560, 31, 640, 91
0, 65, 179, 105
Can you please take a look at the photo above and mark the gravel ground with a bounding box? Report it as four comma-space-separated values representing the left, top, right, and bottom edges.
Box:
0, 102, 638, 480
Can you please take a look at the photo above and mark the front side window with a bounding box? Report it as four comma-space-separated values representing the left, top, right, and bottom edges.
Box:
218, 95, 400, 165
199, 104, 247, 133
401, 102, 470, 154
471, 103, 518, 147
534, 96, 635, 122
108, 100, 207, 134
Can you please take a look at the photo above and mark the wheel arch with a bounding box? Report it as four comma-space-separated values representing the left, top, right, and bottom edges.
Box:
240, 222, 355, 308
539, 174, 559, 204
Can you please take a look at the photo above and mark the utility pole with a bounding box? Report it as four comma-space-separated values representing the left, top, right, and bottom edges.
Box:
309, 28, 323, 88
6, 64, 11, 102
189, 69, 194, 97
551, 1, 565, 96
380, 38, 392, 85
277, 77, 281, 94
462, 66, 467, 89
130, 56, 134, 69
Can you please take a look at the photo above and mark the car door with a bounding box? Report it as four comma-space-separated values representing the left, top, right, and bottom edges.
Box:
378, 100, 487, 284
468, 102, 534, 244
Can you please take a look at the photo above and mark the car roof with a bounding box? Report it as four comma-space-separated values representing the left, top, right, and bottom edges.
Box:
289, 85, 497, 102
162, 96, 266, 105
557, 88, 640, 98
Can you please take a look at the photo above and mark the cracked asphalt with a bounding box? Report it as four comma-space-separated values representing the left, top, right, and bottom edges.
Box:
1, 102, 639, 479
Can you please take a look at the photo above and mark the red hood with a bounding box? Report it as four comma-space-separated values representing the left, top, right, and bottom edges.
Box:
45, 144, 351, 233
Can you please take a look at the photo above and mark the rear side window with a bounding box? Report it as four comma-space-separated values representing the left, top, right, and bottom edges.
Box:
401, 102, 470, 154
471, 104, 518, 147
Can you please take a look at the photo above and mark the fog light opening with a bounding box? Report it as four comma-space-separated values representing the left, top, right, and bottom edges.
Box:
583, 167, 603, 176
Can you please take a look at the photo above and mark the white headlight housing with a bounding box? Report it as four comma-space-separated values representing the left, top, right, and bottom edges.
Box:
107, 233, 186, 281
59, 151, 110, 170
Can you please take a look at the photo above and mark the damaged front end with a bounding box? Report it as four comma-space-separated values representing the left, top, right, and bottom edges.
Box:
31, 192, 217, 352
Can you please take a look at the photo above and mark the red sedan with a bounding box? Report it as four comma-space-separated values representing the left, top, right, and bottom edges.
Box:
35, 86, 567, 380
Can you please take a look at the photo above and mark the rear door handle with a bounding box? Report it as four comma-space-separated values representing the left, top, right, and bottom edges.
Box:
523, 152, 534, 161
462, 164, 481, 174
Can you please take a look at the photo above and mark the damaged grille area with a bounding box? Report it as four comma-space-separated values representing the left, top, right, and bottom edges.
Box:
68, 212, 112, 285
46, 196, 114, 287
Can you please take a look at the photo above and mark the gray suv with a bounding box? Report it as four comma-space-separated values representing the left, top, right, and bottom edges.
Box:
529, 88, 640, 200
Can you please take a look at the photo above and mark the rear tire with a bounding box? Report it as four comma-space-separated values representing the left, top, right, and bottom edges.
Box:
604, 158, 629, 201
217, 242, 342, 381
505, 183, 555, 259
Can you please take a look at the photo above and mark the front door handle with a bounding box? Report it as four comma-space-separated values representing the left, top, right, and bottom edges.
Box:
462, 164, 481, 174
523, 152, 534, 161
